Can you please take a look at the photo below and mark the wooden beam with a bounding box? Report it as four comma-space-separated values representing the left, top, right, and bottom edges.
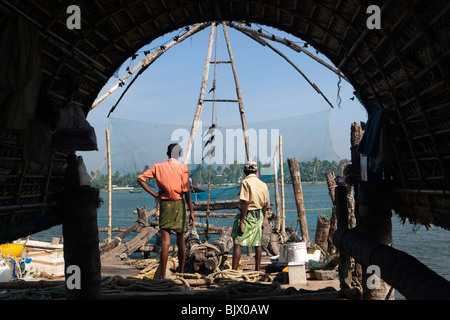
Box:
227, 22, 347, 81
182, 22, 216, 164
287, 158, 310, 246
100, 226, 158, 262
222, 22, 251, 161
92, 22, 211, 110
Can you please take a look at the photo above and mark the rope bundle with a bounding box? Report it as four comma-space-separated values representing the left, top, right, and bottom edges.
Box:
101, 275, 184, 292
208, 269, 273, 283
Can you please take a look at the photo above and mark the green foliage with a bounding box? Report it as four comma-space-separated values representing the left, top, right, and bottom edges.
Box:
90, 158, 349, 189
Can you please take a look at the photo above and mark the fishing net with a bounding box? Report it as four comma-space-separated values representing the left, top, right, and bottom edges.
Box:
106, 107, 340, 201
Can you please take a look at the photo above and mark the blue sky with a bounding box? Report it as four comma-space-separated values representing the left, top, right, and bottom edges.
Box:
80, 23, 368, 174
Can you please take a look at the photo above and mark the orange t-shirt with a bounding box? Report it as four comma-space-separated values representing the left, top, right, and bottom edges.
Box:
137, 158, 190, 200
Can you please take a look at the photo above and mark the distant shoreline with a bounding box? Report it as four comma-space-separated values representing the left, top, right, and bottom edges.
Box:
98, 181, 326, 192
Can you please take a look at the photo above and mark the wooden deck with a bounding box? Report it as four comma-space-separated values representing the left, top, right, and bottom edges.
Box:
98, 252, 342, 300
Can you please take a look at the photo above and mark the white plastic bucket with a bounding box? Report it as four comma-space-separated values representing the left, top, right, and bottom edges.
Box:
287, 242, 307, 263
278, 242, 307, 264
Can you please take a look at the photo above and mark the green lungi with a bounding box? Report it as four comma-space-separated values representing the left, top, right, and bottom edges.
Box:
231, 209, 263, 247
159, 199, 186, 234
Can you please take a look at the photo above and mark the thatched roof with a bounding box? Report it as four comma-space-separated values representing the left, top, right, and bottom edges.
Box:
0, 0, 449, 242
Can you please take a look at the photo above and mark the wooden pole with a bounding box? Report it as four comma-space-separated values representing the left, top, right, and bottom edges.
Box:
226, 22, 348, 82
273, 145, 281, 233
106, 129, 112, 243
335, 184, 353, 291
314, 214, 330, 253
62, 153, 101, 299
325, 172, 337, 254
222, 22, 251, 161
231, 24, 335, 109
279, 135, 286, 242
183, 23, 216, 164
287, 158, 310, 247
222, 22, 253, 256
91, 22, 211, 110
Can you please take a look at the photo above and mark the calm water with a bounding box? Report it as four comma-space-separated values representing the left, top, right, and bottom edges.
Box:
33, 184, 449, 299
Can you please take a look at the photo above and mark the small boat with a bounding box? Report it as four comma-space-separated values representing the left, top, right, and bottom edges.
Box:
129, 189, 142, 193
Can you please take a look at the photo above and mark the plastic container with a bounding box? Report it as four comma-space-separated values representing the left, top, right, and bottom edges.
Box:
307, 248, 321, 262
279, 242, 308, 264
288, 242, 307, 263
0, 244, 24, 257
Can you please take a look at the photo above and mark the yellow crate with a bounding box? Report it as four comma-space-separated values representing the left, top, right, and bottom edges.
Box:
0, 244, 25, 257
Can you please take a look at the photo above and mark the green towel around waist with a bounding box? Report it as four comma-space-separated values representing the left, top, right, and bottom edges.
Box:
159, 199, 186, 234
231, 209, 263, 247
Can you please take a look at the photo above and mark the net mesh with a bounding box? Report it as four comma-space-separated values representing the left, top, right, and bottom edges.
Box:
105, 108, 341, 201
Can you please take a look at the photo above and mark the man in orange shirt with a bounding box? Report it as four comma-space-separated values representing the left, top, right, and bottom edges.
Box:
137, 143, 195, 279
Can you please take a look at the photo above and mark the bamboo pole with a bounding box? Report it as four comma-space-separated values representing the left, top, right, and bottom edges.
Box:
222, 22, 251, 161
226, 22, 348, 82
183, 22, 216, 164
287, 158, 310, 247
106, 129, 112, 243
232, 25, 335, 109
273, 145, 281, 233
91, 22, 211, 110
279, 135, 286, 242
260, 41, 335, 109
222, 22, 253, 255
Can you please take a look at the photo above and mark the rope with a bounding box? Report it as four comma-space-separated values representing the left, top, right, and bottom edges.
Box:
101, 275, 185, 292
197, 280, 283, 299
0, 264, 280, 300
208, 269, 273, 282
133, 259, 160, 279
89, 152, 107, 182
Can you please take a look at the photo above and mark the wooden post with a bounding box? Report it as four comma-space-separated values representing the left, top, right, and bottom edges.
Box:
222, 22, 252, 256
106, 129, 112, 243
183, 22, 216, 164
279, 135, 286, 242
273, 145, 281, 233
62, 153, 101, 299
350, 121, 365, 225
358, 182, 394, 300
222, 22, 251, 161
314, 214, 330, 253
287, 158, 310, 247
325, 172, 337, 254
335, 184, 353, 291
